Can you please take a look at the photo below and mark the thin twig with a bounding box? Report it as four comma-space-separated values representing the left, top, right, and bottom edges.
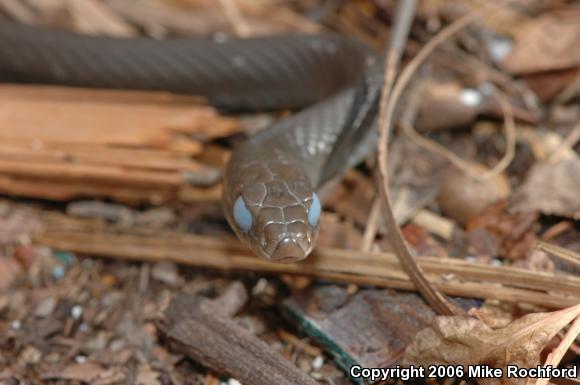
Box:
401, 85, 516, 180
376, 0, 521, 314
217, 0, 252, 37
277, 329, 322, 357
556, 70, 580, 104
35, 229, 580, 309
535, 241, 580, 269
549, 122, 580, 164
381, 0, 417, 98
377, 0, 462, 314
360, 196, 381, 252
534, 314, 580, 385
377, 6, 483, 316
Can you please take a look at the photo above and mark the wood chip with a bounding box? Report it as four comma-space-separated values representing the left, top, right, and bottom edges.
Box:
159, 293, 319, 385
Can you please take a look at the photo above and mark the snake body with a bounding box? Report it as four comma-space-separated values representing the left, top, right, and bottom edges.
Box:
0, 21, 382, 262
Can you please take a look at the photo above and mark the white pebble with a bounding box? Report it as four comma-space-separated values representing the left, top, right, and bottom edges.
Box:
488, 36, 513, 63
312, 355, 324, 370
465, 255, 477, 263
75, 355, 87, 364
220, 380, 242, 385
490, 259, 503, 267
460, 88, 482, 107
71, 305, 83, 320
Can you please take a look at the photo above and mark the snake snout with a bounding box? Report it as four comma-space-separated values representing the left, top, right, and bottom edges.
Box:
270, 237, 308, 263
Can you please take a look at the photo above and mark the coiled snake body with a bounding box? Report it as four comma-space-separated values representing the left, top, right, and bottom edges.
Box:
0, 21, 382, 262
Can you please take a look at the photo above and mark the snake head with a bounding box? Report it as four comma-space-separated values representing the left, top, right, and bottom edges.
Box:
226, 161, 321, 263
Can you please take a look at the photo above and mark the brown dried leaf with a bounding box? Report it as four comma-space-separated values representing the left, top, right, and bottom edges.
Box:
316, 213, 363, 250
325, 170, 374, 228
510, 158, 580, 219
401, 223, 448, 258
43, 363, 104, 383
467, 201, 537, 260
136, 366, 161, 385
503, 10, 580, 74
523, 68, 580, 103
405, 305, 580, 385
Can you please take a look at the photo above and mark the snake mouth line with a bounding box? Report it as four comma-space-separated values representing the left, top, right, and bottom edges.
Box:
269, 236, 309, 263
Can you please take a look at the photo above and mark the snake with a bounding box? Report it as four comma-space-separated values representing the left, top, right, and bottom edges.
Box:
0, 20, 383, 263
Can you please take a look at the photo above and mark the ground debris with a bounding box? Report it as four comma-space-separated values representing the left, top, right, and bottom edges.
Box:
284, 286, 438, 373
405, 304, 580, 385
466, 200, 538, 261
510, 158, 580, 219
158, 291, 319, 385
502, 9, 580, 75
438, 165, 511, 225
42, 362, 108, 383
0, 0, 577, 383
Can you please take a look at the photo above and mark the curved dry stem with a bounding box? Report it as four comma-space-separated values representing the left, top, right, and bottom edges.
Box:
377, 11, 483, 316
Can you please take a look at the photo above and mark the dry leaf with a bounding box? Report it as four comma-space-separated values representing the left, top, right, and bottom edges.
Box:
43, 363, 105, 383
510, 158, 580, 219
136, 366, 161, 385
522, 68, 580, 102
467, 201, 537, 260
405, 304, 580, 385
536, 315, 580, 385
502, 10, 580, 74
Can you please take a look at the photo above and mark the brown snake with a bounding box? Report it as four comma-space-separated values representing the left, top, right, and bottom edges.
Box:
222, 49, 383, 263
0, 21, 382, 263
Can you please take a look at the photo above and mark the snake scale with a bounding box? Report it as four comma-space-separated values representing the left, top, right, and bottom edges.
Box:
0, 20, 383, 262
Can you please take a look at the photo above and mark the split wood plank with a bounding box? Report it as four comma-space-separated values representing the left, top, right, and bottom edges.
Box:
0, 85, 237, 203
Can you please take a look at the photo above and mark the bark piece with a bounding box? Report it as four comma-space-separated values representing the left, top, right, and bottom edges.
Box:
158, 293, 319, 385
284, 286, 441, 377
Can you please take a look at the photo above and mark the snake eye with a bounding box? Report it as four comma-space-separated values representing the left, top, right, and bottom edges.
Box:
308, 193, 321, 227
233, 196, 252, 231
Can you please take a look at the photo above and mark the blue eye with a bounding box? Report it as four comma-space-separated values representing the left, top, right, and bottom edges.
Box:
308, 193, 321, 227
233, 196, 252, 231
